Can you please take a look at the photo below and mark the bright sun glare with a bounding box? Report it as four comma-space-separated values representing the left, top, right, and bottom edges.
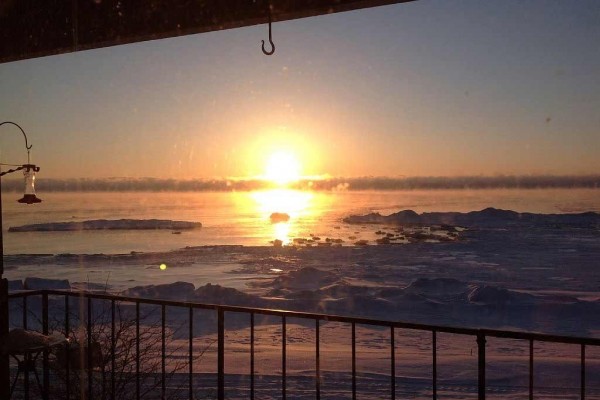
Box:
264, 151, 301, 185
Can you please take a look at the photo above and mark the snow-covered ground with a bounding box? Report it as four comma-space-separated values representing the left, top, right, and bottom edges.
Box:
6, 208, 600, 398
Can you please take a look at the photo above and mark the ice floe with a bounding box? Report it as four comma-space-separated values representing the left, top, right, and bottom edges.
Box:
9, 219, 202, 232
344, 207, 600, 227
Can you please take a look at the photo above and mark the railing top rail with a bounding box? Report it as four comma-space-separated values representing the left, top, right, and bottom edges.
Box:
9, 289, 600, 346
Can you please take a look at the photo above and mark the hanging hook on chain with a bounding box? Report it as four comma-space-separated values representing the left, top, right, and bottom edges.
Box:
261, 5, 275, 55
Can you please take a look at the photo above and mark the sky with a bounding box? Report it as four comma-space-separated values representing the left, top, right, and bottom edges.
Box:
0, 0, 599, 180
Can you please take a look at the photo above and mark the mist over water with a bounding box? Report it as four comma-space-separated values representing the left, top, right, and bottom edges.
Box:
2, 175, 599, 192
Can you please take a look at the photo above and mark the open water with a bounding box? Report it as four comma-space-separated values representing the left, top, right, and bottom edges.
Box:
2, 188, 599, 255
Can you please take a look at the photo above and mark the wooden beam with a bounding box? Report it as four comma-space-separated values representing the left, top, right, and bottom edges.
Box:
0, 0, 417, 64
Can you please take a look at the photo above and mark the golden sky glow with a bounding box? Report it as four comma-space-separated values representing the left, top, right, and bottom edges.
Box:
239, 125, 325, 180
1, 2, 599, 179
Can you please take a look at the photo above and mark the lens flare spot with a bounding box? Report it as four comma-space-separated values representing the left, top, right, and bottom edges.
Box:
159, 263, 167, 271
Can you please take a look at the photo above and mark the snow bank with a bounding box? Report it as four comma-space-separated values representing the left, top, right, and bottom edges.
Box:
319, 283, 377, 298
404, 278, 469, 296
123, 281, 196, 300
193, 283, 267, 307
71, 281, 112, 291
323, 295, 396, 316
9, 219, 202, 232
8, 280, 23, 291
9, 272, 600, 337
24, 277, 71, 290
269, 267, 336, 290
467, 285, 537, 306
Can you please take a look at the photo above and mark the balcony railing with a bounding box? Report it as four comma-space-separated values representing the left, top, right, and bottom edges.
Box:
7, 289, 600, 400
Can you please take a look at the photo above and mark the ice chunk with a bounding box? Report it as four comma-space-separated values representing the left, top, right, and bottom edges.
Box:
9, 219, 202, 232
270, 213, 290, 223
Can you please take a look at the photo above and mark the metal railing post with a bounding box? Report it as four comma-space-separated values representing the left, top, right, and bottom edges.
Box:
23, 296, 27, 329
42, 293, 49, 400
432, 330, 437, 399
189, 306, 193, 400
316, 318, 320, 400
529, 339, 534, 400
217, 308, 225, 400
282, 316, 287, 400
161, 305, 166, 400
111, 300, 116, 400
581, 344, 586, 400
251, 313, 255, 400
391, 326, 395, 400
352, 322, 356, 400
87, 297, 92, 400
0, 279, 8, 400
65, 295, 71, 400
24, 296, 29, 399
477, 332, 486, 400
135, 302, 140, 400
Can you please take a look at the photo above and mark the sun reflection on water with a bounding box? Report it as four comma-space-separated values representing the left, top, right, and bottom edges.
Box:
251, 189, 314, 244
273, 221, 292, 243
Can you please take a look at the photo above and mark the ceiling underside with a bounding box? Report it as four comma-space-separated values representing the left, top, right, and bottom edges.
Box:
0, 0, 416, 64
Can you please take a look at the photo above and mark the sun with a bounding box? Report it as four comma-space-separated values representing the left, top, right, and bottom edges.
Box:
264, 151, 301, 185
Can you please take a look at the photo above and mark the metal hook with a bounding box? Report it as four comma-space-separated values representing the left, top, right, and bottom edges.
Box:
0, 121, 32, 150
261, 7, 275, 55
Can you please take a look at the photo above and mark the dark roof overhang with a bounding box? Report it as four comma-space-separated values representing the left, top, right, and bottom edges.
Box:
0, 0, 417, 64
